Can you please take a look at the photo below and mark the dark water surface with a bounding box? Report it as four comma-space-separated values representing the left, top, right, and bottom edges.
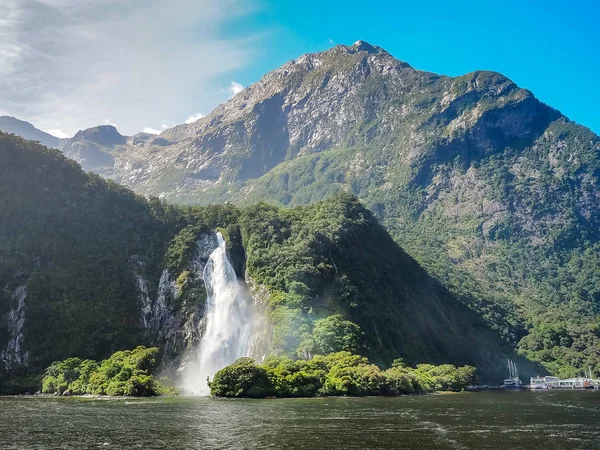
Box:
1, 391, 599, 449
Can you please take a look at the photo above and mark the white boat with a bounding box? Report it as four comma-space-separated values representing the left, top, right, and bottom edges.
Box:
504, 360, 525, 389
529, 376, 559, 390
547, 377, 597, 390
530, 369, 599, 390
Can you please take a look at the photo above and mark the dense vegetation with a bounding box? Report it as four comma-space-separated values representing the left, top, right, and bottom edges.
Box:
22, 43, 600, 379
0, 133, 183, 374
209, 352, 477, 398
0, 132, 525, 393
236, 195, 524, 380
0, 133, 235, 391
231, 117, 600, 379
41, 346, 173, 396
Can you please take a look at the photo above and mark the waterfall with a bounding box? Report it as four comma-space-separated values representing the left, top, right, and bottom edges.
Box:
185, 232, 252, 395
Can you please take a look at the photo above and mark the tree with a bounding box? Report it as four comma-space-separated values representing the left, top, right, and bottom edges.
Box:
312, 315, 364, 355
209, 357, 273, 398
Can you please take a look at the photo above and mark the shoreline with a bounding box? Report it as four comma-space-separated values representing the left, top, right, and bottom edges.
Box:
1, 390, 465, 400
2, 389, 599, 401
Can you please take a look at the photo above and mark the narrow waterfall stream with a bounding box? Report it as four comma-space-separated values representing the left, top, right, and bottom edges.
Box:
187, 232, 252, 395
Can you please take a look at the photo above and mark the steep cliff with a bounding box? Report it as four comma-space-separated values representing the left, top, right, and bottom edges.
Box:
0, 133, 525, 391
4, 41, 600, 378
69, 40, 598, 377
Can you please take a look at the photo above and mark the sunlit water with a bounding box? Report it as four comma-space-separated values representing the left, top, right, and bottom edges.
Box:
1, 391, 600, 449
182, 232, 252, 395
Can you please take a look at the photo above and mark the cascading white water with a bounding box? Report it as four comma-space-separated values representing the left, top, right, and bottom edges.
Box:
188, 232, 252, 395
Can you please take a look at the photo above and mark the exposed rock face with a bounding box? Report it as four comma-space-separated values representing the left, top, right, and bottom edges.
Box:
56, 41, 565, 205
131, 233, 219, 363
61, 125, 125, 173
0, 285, 27, 370
244, 274, 273, 362
61, 140, 115, 173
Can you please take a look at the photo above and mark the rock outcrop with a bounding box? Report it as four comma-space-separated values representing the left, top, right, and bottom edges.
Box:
0, 285, 27, 370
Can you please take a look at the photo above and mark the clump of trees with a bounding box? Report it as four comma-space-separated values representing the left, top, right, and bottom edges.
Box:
41, 346, 173, 396
209, 352, 477, 398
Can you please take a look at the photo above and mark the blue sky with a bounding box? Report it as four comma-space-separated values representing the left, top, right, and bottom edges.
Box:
234, 0, 600, 134
1, 0, 597, 136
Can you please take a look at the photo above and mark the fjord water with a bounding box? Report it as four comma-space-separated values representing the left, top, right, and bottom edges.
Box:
2, 391, 599, 449
183, 232, 252, 395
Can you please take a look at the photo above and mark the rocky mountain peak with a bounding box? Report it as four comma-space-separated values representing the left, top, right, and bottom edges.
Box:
96, 41, 564, 203
61, 125, 126, 173
349, 40, 388, 54
160, 42, 415, 144
72, 125, 126, 148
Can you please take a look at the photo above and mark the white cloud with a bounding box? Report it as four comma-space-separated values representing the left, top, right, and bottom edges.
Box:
143, 123, 170, 135
104, 118, 116, 126
227, 81, 244, 97
44, 128, 69, 139
0, 0, 262, 136
185, 113, 205, 124
143, 127, 161, 135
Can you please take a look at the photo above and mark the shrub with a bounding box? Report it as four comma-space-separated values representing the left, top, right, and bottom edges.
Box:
210, 351, 477, 398
209, 357, 274, 398
40, 346, 167, 397
311, 315, 364, 355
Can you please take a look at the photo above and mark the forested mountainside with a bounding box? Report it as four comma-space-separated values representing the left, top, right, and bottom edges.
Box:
0, 133, 526, 392
44, 41, 600, 378
0, 133, 184, 384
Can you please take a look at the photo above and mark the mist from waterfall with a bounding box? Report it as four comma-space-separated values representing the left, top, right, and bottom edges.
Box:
183, 232, 252, 395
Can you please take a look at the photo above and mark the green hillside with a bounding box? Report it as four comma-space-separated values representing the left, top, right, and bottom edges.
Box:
0, 133, 527, 391
61, 42, 598, 378
0, 133, 180, 374
234, 118, 600, 378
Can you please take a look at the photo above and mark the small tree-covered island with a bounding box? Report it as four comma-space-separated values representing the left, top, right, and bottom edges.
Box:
40, 347, 175, 397
209, 353, 476, 398
40, 349, 476, 398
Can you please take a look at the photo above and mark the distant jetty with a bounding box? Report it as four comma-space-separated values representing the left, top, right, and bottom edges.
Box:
530, 368, 600, 390
467, 362, 600, 391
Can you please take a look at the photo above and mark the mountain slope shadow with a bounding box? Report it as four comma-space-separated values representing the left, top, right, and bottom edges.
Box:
239, 195, 543, 382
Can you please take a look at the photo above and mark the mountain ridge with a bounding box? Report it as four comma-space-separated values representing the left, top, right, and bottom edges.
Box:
0, 132, 531, 393
3, 41, 600, 378
53, 40, 569, 203
0, 116, 67, 150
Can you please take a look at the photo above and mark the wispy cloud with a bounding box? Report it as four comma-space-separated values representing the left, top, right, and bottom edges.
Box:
185, 113, 205, 124
0, 0, 262, 135
227, 81, 244, 97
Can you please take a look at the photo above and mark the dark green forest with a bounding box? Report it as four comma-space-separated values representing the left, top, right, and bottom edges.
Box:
40, 346, 174, 397
209, 353, 477, 398
1, 129, 599, 394
231, 118, 600, 379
